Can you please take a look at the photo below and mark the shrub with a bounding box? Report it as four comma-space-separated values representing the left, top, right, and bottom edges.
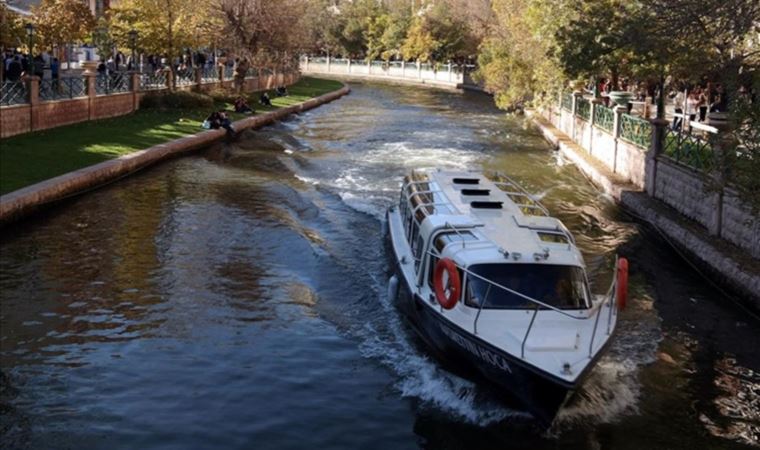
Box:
140, 91, 214, 110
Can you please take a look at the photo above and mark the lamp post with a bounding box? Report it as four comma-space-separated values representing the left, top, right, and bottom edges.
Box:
128, 30, 138, 71
25, 23, 35, 58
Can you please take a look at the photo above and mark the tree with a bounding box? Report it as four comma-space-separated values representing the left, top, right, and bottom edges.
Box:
475, 0, 568, 109
109, 0, 209, 82
0, 5, 26, 51
401, 3, 469, 63
32, 0, 95, 52
217, 0, 307, 71
302, 0, 345, 57
378, 11, 410, 60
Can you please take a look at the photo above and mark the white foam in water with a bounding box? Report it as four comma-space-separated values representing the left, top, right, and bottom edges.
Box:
324, 142, 483, 218
339, 192, 388, 220
353, 273, 525, 425
294, 174, 320, 185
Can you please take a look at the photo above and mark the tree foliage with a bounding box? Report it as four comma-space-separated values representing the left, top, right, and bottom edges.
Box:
0, 5, 27, 50
217, 0, 307, 70
301, 0, 485, 63
109, 0, 207, 60
32, 0, 95, 50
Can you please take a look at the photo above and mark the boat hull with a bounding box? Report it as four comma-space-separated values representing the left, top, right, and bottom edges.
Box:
394, 276, 572, 427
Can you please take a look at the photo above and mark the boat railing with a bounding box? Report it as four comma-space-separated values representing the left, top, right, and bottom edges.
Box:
431, 250, 618, 359
488, 171, 550, 217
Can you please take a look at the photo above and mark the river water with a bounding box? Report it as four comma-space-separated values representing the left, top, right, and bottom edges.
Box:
1, 82, 758, 449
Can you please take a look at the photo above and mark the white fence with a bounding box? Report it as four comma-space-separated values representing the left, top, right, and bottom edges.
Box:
300, 56, 469, 88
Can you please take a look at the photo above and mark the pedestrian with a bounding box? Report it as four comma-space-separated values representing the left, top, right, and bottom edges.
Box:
672, 86, 686, 131
51, 57, 59, 89
685, 89, 699, 126
697, 86, 709, 122
6, 56, 22, 81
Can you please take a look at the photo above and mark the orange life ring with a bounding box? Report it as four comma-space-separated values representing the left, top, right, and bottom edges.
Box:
616, 257, 629, 310
434, 258, 461, 310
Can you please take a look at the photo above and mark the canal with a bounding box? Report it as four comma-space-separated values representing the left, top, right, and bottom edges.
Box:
1, 82, 758, 449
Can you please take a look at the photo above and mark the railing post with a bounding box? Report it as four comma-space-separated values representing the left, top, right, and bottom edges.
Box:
347, 58, 351, 74
611, 105, 626, 174
25, 75, 40, 131
84, 71, 97, 121
164, 68, 173, 90
326, 55, 331, 73
194, 67, 202, 90
706, 125, 733, 238
401, 60, 405, 77
131, 71, 141, 112
646, 117, 668, 197
304, 56, 309, 72
571, 91, 582, 142
217, 64, 224, 85
589, 98, 602, 156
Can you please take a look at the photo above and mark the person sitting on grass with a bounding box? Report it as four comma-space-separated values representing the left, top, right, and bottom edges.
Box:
259, 91, 272, 106
204, 110, 235, 137
275, 85, 288, 97
234, 96, 254, 114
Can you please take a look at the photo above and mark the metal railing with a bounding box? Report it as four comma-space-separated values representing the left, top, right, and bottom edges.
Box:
619, 113, 652, 148
1, 80, 28, 106
201, 66, 218, 83
175, 68, 195, 86
561, 92, 573, 111
140, 71, 167, 90
576, 97, 591, 121
223, 66, 234, 80
39, 77, 87, 101
96, 73, 130, 95
594, 104, 614, 133
245, 68, 258, 78
663, 126, 714, 170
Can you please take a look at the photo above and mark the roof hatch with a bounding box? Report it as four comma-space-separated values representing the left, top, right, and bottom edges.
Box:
453, 177, 480, 185
470, 201, 503, 209
461, 189, 491, 196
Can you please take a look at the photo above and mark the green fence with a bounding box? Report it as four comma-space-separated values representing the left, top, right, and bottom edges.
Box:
663, 129, 714, 170
593, 104, 614, 133
576, 97, 590, 120
619, 114, 652, 148
561, 92, 573, 111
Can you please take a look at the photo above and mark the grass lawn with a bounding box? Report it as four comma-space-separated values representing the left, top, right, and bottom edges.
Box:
0, 77, 344, 194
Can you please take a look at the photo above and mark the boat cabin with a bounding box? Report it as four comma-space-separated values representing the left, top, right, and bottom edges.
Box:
397, 170, 592, 311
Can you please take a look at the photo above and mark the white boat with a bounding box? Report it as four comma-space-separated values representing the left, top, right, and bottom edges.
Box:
385, 169, 628, 427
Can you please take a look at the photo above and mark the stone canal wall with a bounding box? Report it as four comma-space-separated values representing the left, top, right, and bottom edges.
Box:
541, 99, 758, 260
0, 83, 350, 225
530, 109, 760, 306
1, 71, 299, 138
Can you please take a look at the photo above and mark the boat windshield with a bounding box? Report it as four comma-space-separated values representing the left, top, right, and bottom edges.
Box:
465, 264, 590, 310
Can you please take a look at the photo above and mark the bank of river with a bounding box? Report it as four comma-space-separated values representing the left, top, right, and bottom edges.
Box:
1, 82, 757, 449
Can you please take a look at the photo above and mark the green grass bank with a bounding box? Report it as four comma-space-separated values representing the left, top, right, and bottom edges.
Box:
0, 77, 343, 194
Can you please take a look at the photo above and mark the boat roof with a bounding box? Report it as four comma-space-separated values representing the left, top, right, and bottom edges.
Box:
409, 170, 585, 268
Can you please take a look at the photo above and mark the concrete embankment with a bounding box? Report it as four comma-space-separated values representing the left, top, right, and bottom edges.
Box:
0, 84, 351, 225
529, 111, 760, 308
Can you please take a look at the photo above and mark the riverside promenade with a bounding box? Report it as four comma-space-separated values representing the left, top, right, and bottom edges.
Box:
530, 95, 760, 307
0, 79, 350, 224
